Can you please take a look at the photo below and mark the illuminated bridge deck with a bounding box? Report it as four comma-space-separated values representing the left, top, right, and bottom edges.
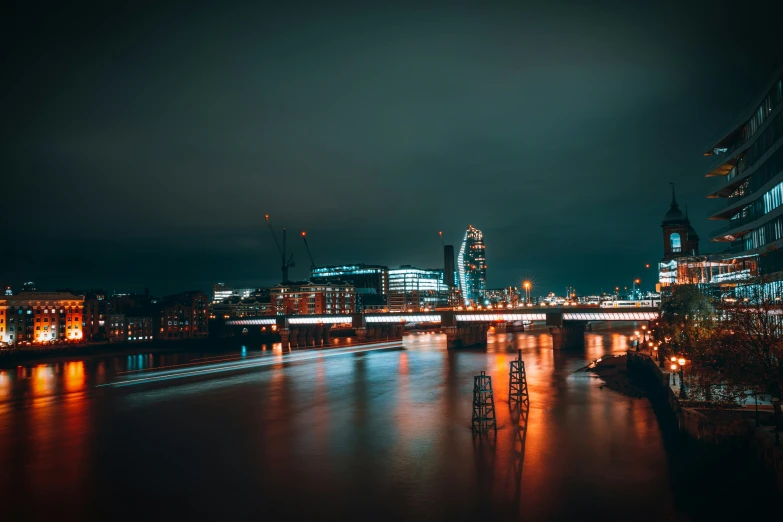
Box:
225, 307, 659, 326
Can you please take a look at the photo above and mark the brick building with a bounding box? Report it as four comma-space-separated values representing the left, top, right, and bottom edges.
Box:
0, 291, 84, 345
157, 291, 209, 340
270, 281, 354, 315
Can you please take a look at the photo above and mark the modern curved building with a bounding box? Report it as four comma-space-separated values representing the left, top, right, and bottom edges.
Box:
706, 64, 783, 273
458, 225, 487, 305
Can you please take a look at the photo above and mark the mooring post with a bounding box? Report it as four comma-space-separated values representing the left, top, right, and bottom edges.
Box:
472, 371, 497, 433
509, 349, 529, 406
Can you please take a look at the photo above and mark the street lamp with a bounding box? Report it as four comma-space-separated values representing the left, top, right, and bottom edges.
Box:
523, 281, 531, 305
670, 363, 678, 385
678, 358, 687, 398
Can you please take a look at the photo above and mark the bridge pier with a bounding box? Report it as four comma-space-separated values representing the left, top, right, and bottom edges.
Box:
356, 324, 404, 342
279, 328, 290, 349
444, 323, 489, 349
549, 321, 588, 350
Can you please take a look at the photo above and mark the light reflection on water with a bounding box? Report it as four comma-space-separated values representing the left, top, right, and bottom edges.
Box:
0, 327, 687, 521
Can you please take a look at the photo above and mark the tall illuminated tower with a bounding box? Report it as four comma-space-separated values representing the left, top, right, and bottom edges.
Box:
458, 225, 487, 305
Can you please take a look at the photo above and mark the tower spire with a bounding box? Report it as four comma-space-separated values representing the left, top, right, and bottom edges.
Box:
670, 182, 677, 207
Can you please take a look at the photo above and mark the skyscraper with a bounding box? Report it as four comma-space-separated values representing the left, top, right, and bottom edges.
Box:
458, 225, 487, 305
443, 245, 455, 288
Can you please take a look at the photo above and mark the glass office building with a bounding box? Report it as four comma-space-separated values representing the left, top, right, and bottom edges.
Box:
388, 266, 448, 311
458, 225, 487, 305
311, 264, 389, 311
706, 65, 783, 273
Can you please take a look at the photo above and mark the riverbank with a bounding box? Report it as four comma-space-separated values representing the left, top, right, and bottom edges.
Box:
626, 350, 783, 494
587, 354, 646, 398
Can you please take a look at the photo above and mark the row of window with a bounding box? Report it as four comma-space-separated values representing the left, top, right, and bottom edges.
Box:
743, 213, 783, 250
723, 143, 783, 229
738, 107, 783, 179
742, 78, 783, 142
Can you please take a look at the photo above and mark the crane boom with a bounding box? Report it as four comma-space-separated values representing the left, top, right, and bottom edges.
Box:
265, 214, 283, 255
301, 231, 316, 270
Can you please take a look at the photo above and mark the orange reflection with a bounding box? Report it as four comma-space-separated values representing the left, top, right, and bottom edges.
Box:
398, 351, 408, 375
0, 371, 9, 402
64, 361, 85, 393
32, 365, 54, 397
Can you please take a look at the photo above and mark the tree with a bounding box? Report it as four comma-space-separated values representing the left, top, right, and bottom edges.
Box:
657, 284, 715, 360
719, 281, 783, 400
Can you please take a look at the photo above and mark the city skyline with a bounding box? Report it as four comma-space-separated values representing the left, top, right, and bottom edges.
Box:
3, 2, 783, 295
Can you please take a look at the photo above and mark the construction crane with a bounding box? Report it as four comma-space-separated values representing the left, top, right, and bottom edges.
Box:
301, 231, 316, 271
265, 214, 294, 283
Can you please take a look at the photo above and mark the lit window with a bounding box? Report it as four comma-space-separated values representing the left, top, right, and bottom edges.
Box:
670, 232, 681, 252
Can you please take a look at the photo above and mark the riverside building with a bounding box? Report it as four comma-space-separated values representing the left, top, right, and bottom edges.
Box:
0, 291, 84, 345
706, 65, 783, 268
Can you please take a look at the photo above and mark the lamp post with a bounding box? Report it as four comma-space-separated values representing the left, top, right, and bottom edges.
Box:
523, 281, 531, 306
670, 363, 678, 386
678, 358, 687, 398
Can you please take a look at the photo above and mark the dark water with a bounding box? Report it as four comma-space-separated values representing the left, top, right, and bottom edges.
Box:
0, 327, 770, 521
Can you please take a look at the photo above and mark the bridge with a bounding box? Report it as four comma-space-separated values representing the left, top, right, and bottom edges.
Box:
223, 306, 659, 350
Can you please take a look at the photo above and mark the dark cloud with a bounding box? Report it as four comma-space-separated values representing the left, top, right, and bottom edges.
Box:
2, 1, 783, 295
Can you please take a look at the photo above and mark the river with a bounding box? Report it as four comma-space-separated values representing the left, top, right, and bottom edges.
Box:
0, 326, 773, 521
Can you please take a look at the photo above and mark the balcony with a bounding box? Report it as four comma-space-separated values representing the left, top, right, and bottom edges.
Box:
704, 144, 743, 178
709, 216, 755, 242
706, 168, 748, 199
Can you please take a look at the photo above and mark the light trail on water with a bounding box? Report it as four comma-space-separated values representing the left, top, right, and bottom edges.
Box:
98, 341, 405, 388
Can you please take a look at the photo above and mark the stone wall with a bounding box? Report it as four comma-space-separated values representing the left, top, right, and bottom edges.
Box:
627, 350, 783, 493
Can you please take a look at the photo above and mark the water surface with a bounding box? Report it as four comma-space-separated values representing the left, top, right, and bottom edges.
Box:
0, 327, 720, 521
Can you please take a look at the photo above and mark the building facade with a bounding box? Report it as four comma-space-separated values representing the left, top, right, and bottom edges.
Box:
661, 188, 700, 261
108, 314, 154, 343
311, 264, 388, 311
705, 65, 783, 274
209, 294, 273, 319
388, 266, 448, 312
458, 225, 487, 305
270, 281, 355, 315
83, 293, 109, 342
156, 291, 209, 340
0, 291, 84, 345
212, 283, 255, 303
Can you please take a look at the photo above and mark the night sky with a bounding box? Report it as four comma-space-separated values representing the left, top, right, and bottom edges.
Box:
3, 1, 783, 296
